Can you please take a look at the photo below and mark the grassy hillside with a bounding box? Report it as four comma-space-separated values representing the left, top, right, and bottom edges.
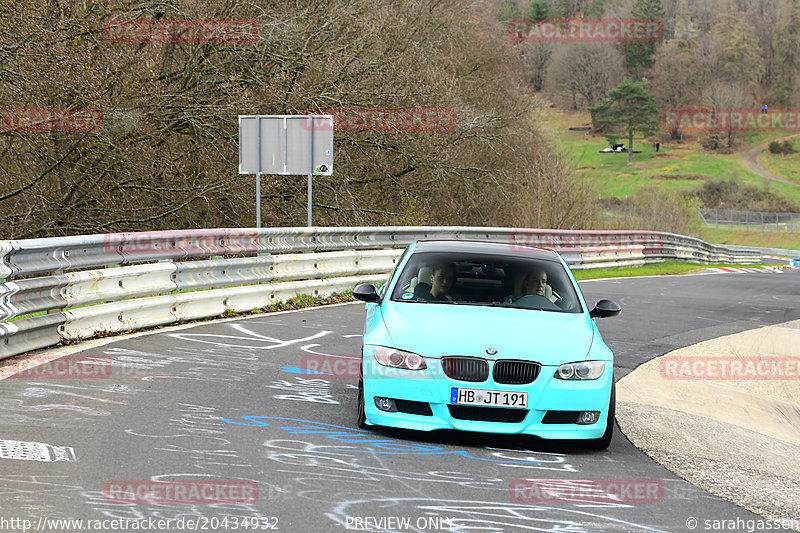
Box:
537, 109, 800, 249
540, 110, 800, 208
761, 140, 800, 185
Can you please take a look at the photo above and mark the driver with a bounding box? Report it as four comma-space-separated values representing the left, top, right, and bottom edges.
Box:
430, 263, 457, 300
413, 262, 458, 301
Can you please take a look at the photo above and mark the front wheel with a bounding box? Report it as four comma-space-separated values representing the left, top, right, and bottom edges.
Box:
356, 378, 367, 429
584, 379, 615, 450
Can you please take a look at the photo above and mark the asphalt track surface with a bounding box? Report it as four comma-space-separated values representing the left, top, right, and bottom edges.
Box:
1, 269, 799, 533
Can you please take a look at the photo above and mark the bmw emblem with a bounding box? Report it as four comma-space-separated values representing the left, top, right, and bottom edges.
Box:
486, 348, 498, 355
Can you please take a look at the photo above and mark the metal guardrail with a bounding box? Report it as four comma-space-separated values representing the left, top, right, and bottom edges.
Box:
699, 209, 800, 232
0, 226, 760, 359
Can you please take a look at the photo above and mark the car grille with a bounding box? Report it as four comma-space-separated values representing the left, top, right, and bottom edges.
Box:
441, 357, 489, 382
493, 360, 541, 385
448, 405, 528, 423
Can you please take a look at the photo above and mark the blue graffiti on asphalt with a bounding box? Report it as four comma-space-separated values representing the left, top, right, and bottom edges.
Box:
221, 416, 543, 464
280, 366, 333, 375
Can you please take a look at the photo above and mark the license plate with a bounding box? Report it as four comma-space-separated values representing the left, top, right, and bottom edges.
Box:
450, 387, 527, 408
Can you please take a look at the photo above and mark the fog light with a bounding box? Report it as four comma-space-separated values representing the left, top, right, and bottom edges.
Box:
576, 411, 600, 425
374, 397, 397, 412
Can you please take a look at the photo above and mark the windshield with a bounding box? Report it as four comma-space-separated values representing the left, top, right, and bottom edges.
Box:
390, 251, 583, 313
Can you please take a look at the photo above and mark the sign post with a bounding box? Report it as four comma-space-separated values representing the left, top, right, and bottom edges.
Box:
238, 115, 333, 227
307, 116, 313, 227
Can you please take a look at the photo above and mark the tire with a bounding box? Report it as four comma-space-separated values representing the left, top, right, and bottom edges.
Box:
584, 379, 615, 450
356, 378, 368, 429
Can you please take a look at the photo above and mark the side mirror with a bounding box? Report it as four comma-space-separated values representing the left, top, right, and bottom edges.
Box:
590, 299, 621, 318
353, 283, 381, 303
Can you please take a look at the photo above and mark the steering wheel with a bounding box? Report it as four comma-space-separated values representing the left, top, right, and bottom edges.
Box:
514, 294, 561, 311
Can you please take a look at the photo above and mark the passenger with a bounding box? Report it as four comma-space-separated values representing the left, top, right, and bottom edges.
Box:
505, 266, 549, 304
521, 267, 547, 297
413, 263, 458, 301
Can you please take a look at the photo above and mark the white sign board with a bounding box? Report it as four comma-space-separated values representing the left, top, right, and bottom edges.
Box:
239, 115, 333, 175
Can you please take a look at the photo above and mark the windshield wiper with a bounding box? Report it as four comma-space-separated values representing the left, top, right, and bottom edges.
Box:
448, 300, 511, 307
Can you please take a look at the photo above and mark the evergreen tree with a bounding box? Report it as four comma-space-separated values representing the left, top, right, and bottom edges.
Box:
498, 0, 520, 22
525, 1, 550, 20
585, 0, 606, 18
712, 14, 764, 90
589, 79, 660, 164
620, 0, 665, 78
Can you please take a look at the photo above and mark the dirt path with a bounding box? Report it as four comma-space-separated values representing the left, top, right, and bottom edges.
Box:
740, 133, 800, 187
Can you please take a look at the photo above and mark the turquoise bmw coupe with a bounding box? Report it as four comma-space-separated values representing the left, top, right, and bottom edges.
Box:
353, 240, 621, 449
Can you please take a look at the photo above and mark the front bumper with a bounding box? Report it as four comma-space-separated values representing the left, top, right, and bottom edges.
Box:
362, 356, 613, 439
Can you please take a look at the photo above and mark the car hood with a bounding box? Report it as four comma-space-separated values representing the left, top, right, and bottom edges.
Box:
380, 301, 595, 365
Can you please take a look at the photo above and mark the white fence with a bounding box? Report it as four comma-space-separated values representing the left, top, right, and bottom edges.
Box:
0, 226, 760, 359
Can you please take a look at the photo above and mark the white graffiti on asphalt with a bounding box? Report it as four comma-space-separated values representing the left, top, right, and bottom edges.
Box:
327, 498, 671, 533
269, 377, 339, 404
223, 417, 577, 471
168, 323, 332, 350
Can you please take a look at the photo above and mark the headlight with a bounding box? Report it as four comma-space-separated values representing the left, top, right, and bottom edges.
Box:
555, 360, 605, 380
373, 346, 427, 370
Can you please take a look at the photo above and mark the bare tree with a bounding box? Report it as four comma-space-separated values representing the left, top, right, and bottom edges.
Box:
523, 42, 553, 92
0, 0, 595, 237
773, 0, 800, 106
702, 81, 756, 149
547, 43, 624, 110
650, 40, 703, 137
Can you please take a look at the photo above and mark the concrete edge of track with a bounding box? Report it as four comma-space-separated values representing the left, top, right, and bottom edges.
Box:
616, 319, 800, 529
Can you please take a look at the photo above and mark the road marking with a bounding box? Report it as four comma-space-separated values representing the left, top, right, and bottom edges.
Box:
0, 439, 76, 462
